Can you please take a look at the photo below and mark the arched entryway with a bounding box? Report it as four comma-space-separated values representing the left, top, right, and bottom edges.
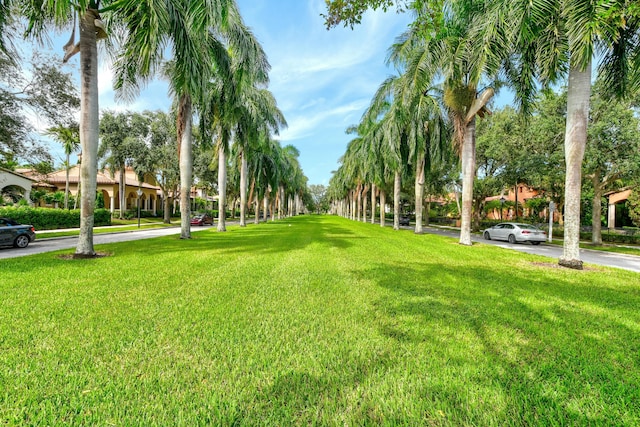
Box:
0, 168, 33, 205
607, 189, 633, 229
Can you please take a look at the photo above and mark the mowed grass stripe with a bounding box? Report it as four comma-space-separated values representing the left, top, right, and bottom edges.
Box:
0, 215, 638, 426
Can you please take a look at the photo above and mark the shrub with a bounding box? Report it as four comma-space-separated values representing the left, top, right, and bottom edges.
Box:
0, 207, 111, 230
581, 230, 640, 245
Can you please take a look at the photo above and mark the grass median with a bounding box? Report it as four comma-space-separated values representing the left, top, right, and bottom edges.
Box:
1, 215, 638, 425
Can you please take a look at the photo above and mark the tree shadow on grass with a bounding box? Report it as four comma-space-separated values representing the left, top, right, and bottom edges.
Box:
355, 261, 640, 425
0, 217, 359, 273
236, 350, 395, 425
113, 217, 365, 259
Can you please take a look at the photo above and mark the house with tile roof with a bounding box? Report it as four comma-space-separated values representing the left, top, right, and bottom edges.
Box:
18, 165, 167, 215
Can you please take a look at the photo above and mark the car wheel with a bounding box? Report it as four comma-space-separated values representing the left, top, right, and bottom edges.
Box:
483, 231, 491, 240
14, 235, 30, 248
531, 241, 541, 245
508, 234, 516, 244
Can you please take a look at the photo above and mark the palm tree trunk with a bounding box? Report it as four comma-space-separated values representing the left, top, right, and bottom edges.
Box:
350, 190, 356, 220
119, 167, 126, 219
371, 184, 376, 224
380, 190, 386, 227
459, 117, 476, 245
178, 94, 192, 239
393, 170, 401, 230
278, 185, 285, 219
362, 185, 369, 223
559, 62, 591, 270
356, 183, 362, 222
415, 154, 425, 234
163, 192, 171, 223
74, 9, 99, 257
64, 154, 70, 210
254, 197, 259, 224
217, 142, 227, 232
263, 194, 268, 221
592, 171, 603, 245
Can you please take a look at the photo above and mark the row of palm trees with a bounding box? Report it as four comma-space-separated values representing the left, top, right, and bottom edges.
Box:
229, 140, 308, 226
327, 0, 639, 269
0, 0, 302, 257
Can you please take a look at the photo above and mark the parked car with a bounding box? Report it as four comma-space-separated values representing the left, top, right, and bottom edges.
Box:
399, 215, 411, 226
483, 222, 546, 245
190, 213, 213, 226
0, 217, 36, 248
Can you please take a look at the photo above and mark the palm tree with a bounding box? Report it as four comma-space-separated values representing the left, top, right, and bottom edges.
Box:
9, 0, 218, 255
280, 144, 306, 216
233, 86, 286, 227
487, 0, 640, 268
364, 62, 449, 234
197, 21, 271, 232
385, 1, 496, 243
324, 0, 496, 242
340, 132, 368, 222
6, 1, 121, 256
48, 7, 103, 248
113, 0, 258, 239
45, 123, 80, 210
249, 135, 282, 222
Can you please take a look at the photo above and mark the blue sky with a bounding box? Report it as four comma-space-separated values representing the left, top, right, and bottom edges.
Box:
33, 1, 413, 186
233, 0, 413, 185
99, 0, 412, 186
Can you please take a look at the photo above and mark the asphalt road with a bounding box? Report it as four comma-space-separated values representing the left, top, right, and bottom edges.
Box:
0, 226, 189, 260
1, 223, 639, 273
409, 225, 640, 273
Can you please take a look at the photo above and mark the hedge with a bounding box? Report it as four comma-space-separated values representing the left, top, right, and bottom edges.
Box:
580, 231, 640, 245
0, 207, 111, 230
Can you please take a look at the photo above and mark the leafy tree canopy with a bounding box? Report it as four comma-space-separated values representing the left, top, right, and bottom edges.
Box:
0, 52, 79, 168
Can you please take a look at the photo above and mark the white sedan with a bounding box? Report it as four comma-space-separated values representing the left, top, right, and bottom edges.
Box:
483, 222, 546, 245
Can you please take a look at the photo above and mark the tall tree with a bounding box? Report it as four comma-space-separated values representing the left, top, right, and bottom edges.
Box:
45, 122, 80, 209
7, 0, 200, 256
114, 0, 256, 239
309, 184, 328, 214
1, 53, 79, 169
198, 19, 271, 232
98, 111, 150, 218
145, 110, 179, 224
489, 0, 640, 268
356, 1, 495, 238
233, 85, 286, 227
585, 82, 640, 244
11, 1, 111, 256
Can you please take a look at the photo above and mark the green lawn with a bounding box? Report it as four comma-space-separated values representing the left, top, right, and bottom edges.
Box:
1, 216, 638, 426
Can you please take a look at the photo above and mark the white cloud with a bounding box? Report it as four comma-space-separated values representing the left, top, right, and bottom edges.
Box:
279, 99, 369, 141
